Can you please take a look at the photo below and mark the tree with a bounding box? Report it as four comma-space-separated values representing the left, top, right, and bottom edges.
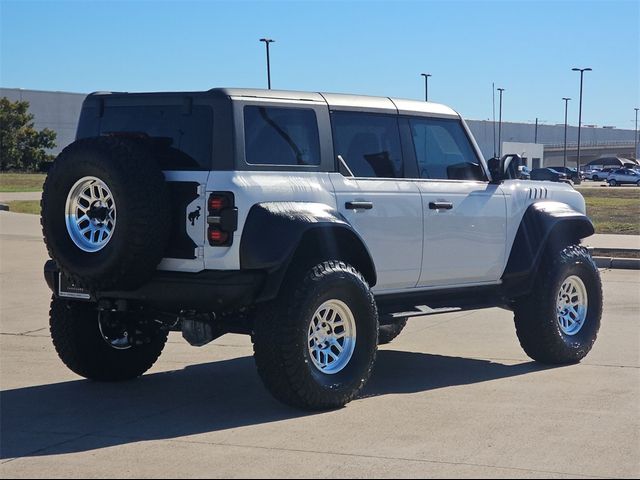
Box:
0, 97, 57, 171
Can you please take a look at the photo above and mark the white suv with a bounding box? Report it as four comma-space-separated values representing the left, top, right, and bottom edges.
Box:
41, 88, 603, 409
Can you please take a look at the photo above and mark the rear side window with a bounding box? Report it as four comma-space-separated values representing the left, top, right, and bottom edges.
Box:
409, 117, 485, 181
96, 105, 213, 169
244, 106, 320, 166
331, 112, 403, 178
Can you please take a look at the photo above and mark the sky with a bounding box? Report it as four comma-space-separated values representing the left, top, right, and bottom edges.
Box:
1, 0, 639, 129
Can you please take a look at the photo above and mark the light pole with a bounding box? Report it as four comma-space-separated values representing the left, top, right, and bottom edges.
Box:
562, 97, 571, 169
635, 108, 639, 160
572, 67, 592, 173
259, 38, 275, 89
497, 87, 505, 157
420, 73, 432, 102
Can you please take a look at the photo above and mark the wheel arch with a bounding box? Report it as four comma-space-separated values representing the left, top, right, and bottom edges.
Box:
239, 202, 377, 302
501, 201, 595, 297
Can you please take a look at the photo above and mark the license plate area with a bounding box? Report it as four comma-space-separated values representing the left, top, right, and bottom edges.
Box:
58, 273, 91, 300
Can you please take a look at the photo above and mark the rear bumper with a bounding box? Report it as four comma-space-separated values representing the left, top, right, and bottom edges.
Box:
44, 260, 266, 312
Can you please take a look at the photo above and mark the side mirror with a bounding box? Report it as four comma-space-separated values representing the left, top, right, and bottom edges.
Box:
489, 154, 522, 184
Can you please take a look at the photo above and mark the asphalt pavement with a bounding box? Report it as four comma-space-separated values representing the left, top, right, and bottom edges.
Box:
1, 211, 639, 478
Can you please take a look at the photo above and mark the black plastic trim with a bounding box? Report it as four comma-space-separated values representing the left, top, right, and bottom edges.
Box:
501, 201, 595, 296
240, 202, 377, 299
376, 284, 508, 323
44, 260, 265, 313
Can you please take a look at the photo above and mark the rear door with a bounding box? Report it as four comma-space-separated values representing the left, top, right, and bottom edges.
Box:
329, 109, 423, 292
405, 116, 507, 287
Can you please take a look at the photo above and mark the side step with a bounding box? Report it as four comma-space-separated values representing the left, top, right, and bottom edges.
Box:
375, 284, 509, 325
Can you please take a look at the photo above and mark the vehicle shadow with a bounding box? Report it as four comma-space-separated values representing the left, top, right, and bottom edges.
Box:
0, 350, 553, 460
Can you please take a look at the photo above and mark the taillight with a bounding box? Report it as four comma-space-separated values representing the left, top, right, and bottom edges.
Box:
208, 227, 229, 245
208, 195, 229, 212
207, 192, 237, 247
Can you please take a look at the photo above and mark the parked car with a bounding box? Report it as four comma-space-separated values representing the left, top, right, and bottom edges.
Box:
548, 166, 582, 183
606, 168, 640, 186
589, 168, 617, 181
530, 167, 570, 183
517, 165, 531, 180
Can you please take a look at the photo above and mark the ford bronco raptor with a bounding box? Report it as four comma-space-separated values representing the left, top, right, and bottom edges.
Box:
41, 88, 602, 410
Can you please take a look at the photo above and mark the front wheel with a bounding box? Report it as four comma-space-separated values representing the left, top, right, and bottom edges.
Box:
252, 261, 378, 410
608, 179, 617, 186
513, 245, 602, 364
50, 296, 168, 381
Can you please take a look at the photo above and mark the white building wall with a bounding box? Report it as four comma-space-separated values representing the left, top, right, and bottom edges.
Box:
502, 142, 545, 168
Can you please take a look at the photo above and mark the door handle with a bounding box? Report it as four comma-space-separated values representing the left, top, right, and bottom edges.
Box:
345, 201, 373, 210
429, 201, 453, 210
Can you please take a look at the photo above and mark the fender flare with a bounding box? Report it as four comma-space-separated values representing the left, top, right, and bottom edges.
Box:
501, 201, 595, 296
240, 202, 377, 301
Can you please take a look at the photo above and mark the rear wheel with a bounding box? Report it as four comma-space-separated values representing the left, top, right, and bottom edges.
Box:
513, 245, 602, 364
50, 296, 168, 381
252, 261, 378, 410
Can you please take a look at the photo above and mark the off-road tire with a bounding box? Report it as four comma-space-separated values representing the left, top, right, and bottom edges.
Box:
41, 136, 171, 291
50, 296, 168, 381
252, 261, 378, 410
513, 245, 602, 364
378, 318, 408, 345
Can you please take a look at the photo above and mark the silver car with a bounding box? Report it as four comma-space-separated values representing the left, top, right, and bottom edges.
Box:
607, 168, 640, 186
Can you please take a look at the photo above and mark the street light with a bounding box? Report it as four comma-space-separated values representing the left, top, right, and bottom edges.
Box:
572, 67, 592, 173
497, 87, 505, 157
420, 73, 432, 102
635, 108, 639, 160
563, 98, 571, 169
259, 38, 275, 89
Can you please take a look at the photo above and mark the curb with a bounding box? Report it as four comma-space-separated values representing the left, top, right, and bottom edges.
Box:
0, 203, 8, 211
592, 256, 640, 270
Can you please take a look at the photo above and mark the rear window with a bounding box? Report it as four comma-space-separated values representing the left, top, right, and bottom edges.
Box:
244, 106, 321, 166
94, 104, 213, 169
331, 111, 403, 178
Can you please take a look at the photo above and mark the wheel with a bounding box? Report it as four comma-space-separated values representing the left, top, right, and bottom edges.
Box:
41, 136, 171, 291
608, 179, 617, 186
636, 180, 640, 187
592, 175, 599, 181
513, 245, 602, 364
252, 261, 378, 410
378, 318, 408, 345
49, 296, 168, 381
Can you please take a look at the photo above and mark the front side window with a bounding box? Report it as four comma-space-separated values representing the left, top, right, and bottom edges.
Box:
409, 117, 485, 181
331, 111, 403, 178
244, 106, 320, 166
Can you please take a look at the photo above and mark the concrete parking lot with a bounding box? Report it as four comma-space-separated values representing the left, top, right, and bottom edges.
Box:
1, 210, 639, 479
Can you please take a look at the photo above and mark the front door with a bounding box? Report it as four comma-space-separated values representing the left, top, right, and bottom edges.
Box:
406, 116, 507, 287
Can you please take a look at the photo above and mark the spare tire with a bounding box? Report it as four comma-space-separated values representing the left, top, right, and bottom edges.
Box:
41, 136, 171, 291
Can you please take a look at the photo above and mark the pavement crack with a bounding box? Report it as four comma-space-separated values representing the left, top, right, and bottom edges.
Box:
69, 432, 618, 479
0, 433, 92, 465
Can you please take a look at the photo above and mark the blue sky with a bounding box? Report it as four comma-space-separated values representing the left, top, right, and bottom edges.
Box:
1, 0, 638, 128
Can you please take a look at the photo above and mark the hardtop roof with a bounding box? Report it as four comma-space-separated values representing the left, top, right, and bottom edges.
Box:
88, 87, 460, 118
